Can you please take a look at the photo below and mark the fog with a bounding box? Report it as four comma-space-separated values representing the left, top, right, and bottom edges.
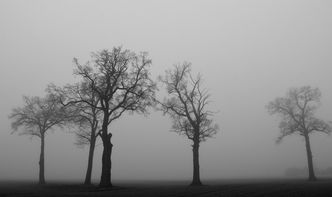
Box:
1, 0, 332, 182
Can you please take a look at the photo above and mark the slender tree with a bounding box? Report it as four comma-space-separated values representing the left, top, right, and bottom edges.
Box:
158, 62, 219, 186
63, 47, 156, 187
267, 86, 332, 181
48, 82, 101, 185
9, 94, 68, 184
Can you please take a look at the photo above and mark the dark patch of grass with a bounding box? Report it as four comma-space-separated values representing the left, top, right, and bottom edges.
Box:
0, 179, 332, 197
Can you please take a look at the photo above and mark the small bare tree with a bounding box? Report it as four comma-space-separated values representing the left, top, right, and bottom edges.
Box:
158, 62, 219, 186
66, 47, 156, 187
267, 86, 332, 181
9, 94, 68, 184
48, 81, 101, 185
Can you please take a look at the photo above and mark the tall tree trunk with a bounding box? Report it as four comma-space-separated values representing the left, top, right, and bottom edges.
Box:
39, 133, 46, 184
191, 139, 202, 186
304, 134, 317, 181
84, 130, 96, 185
99, 132, 113, 187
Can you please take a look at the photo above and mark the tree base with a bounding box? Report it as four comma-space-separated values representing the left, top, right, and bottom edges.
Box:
98, 183, 113, 188
190, 181, 203, 186
308, 176, 317, 182
38, 180, 46, 185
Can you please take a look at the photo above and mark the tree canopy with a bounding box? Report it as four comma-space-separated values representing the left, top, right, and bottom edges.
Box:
267, 86, 331, 143
9, 94, 69, 138
158, 62, 218, 142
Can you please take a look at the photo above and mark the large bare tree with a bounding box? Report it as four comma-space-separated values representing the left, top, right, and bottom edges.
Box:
267, 86, 331, 181
48, 81, 102, 185
9, 94, 69, 184
158, 62, 219, 186
65, 47, 156, 187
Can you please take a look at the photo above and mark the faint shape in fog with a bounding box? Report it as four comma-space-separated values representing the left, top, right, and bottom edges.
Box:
267, 86, 332, 181
9, 94, 70, 184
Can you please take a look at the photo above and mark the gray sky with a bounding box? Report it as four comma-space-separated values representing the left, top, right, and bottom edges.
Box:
1, 0, 332, 182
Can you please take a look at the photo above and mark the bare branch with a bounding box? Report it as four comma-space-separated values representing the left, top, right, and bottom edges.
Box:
9, 93, 69, 138
267, 86, 331, 143
158, 62, 219, 143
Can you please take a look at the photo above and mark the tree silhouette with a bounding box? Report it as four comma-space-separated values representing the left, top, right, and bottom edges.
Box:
65, 47, 156, 187
9, 94, 69, 184
158, 62, 219, 186
48, 81, 102, 185
267, 86, 332, 181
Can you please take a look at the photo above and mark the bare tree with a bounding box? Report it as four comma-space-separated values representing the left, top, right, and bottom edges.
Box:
158, 62, 219, 186
64, 47, 156, 187
9, 94, 68, 184
267, 86, 332, 181
48, 81, 101, 185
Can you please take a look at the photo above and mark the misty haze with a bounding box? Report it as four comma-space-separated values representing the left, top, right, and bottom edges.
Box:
1, 0, 332, 196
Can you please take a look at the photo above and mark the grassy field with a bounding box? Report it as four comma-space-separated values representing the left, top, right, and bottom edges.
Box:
1, 179, 332, 197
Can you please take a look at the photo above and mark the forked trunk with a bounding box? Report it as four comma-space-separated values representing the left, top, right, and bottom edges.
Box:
84, 131, 96, 185
39, 133, 46, 184
191, 138, 202, 186
304, 134, 317, 181
99, 132, 113, 187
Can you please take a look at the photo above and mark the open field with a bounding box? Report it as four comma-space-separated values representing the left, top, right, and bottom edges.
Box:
1, 179, 332, 197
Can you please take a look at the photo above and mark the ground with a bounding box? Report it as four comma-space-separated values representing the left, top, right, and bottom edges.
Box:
1, 179, 332, 197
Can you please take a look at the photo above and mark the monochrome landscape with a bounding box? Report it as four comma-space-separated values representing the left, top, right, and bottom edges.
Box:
1, 0, 332, 196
